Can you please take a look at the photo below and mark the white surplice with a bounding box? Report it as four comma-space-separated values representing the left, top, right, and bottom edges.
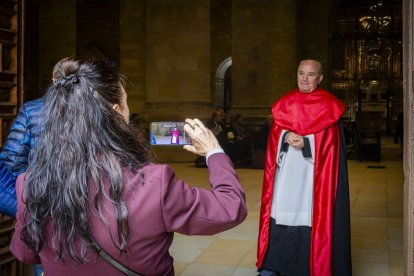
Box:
270, 130, 315, 227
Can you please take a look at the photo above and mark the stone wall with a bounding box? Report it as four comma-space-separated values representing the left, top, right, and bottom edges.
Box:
402, 0, 414, 273
120, 0, 147, 114
143, 0, 212, 122
211, 0, 232, 108
77, 0, 120, 59
231, 0, 298, 120
38, 0, 76, 90
33, 0, 335, 124
27, 0, 337, 162
296, 0, 340, 90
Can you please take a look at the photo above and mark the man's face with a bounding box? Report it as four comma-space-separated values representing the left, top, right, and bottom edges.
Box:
215, 109, 225, 123
297, 61, 323, 93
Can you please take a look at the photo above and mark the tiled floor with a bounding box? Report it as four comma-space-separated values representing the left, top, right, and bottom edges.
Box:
168, 137, 404, 276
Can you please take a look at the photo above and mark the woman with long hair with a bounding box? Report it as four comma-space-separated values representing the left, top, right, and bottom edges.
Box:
10, 57, 247, 275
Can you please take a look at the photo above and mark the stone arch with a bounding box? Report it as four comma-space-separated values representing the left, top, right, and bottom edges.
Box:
215, 57, 232, 108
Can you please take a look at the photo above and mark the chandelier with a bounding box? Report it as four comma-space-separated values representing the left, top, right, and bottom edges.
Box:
358, 2, 391, 33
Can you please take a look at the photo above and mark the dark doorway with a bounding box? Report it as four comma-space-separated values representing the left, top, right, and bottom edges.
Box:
330, 0, 402, 134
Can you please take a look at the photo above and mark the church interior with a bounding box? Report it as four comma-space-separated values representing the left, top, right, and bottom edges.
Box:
0, 0, 406, 275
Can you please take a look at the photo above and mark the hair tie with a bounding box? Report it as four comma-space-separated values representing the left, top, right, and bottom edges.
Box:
54, 74, 79, 88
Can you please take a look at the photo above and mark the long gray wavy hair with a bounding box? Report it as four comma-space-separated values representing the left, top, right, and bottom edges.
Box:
21, 57, 152, 264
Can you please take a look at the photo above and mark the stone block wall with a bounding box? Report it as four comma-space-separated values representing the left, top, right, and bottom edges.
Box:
231, 0, 298, 120
76, 0, 120, 59
296, 0, 339, 90
33, 0, 334, 123
143, 0, 213, 121
120, 0, 147, 114
211, 0, 232, 107
38, 0, 76, 90
27, 0, 336, 162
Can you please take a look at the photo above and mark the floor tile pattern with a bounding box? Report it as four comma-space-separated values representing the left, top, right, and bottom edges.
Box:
169, 137, 403, 275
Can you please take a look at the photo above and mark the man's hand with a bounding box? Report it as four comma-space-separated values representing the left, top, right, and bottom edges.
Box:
285, 131, 304, 149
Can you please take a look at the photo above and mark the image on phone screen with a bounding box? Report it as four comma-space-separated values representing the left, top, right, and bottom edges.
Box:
150, 122, 192, 145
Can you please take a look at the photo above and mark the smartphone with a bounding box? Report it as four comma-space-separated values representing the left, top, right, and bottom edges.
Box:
150, 122, 192, 145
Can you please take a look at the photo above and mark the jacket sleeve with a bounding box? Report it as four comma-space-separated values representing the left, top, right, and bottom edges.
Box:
0, 104, 32, 175
0, 161, 17, 217
161, 153, 247, 235
10, 174, 40, 264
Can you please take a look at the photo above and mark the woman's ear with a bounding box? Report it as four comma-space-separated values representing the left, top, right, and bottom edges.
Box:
112, 103, 121, 113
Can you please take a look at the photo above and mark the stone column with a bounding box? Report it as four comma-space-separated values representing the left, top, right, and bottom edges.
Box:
211, 0, 232, 108
403, 0, 414, 274
38, 0, 76, 87
120, 0, 147, 114
296, 0, 336, 89
144, 0, 212, 121
231, 0, 297, 119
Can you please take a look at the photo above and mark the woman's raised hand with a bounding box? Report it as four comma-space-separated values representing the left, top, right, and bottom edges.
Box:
183, 118, 221, 156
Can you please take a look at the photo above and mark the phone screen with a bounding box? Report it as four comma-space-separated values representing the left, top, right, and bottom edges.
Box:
150, 122, 192, 145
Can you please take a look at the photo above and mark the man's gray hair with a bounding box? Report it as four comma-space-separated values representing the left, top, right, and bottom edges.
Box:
299, 59, 323, 75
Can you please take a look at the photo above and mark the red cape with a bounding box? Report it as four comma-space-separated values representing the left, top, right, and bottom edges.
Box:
257, 87, 345, 276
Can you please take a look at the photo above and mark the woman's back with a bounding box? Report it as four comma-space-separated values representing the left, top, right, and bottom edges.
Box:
13, 154, 246, 275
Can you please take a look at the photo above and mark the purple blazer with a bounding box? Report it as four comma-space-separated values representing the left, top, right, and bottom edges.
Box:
10, 153, 247, 275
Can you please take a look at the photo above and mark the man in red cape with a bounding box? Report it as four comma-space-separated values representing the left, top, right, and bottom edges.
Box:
257, 60, 352, 276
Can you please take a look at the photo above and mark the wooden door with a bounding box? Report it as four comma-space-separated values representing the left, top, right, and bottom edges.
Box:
0, 1, 25, 275
0, 0, 23, 147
